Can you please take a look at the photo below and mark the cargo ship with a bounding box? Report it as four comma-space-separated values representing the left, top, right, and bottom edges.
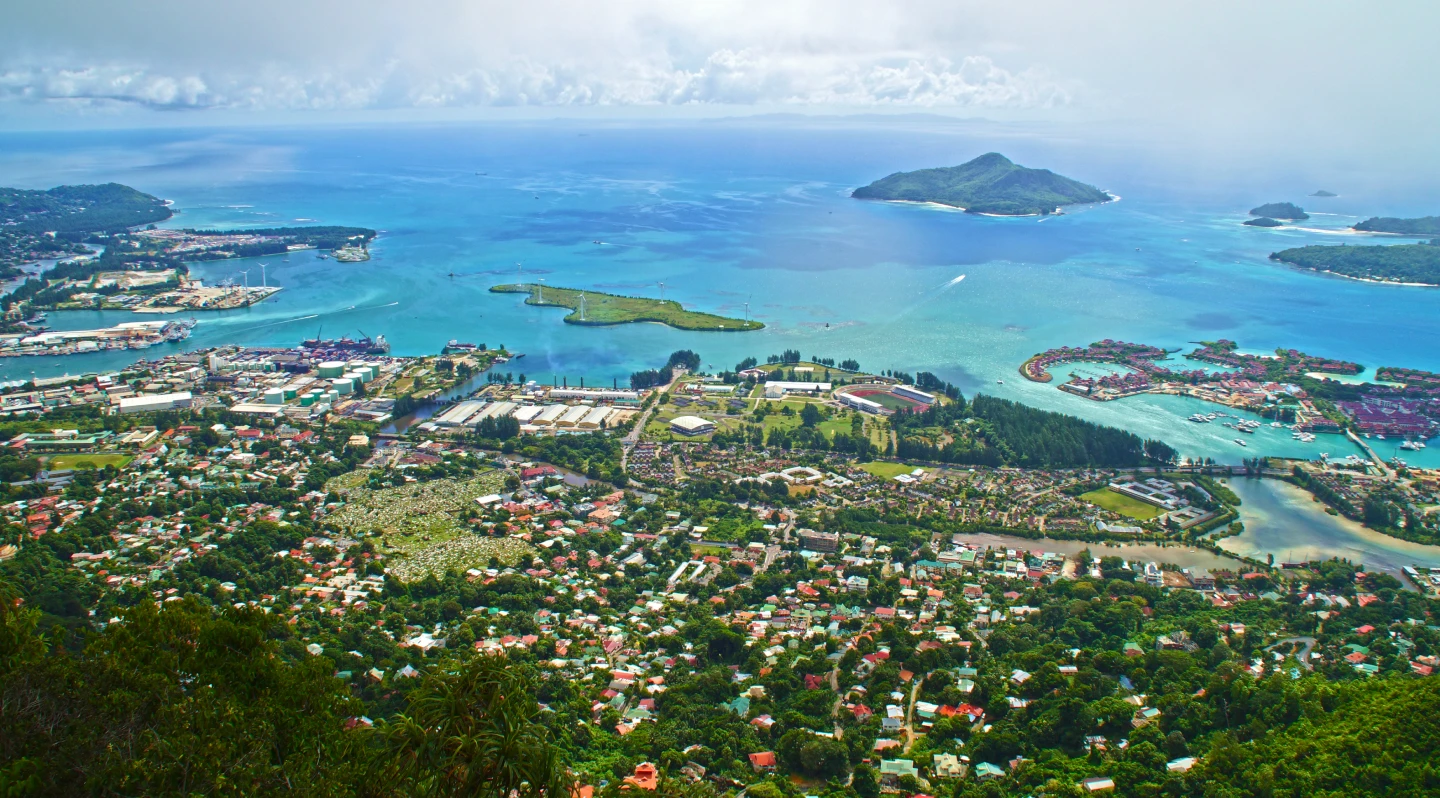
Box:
301, 333, 389, 355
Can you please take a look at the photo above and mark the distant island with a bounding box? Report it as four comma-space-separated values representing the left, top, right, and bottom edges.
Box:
1311, 190, 1338, 197
1249, 202, 1308, 220
1243, 217, 1285, 227
491, 284, 763, 331
851, 152, 1111, 216
1352, 215, 1440, 236
1270, 241, 1440, 286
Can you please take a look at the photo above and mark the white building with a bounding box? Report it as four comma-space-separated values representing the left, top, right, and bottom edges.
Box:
670, 415, 716, 436
894, 385, 936, 404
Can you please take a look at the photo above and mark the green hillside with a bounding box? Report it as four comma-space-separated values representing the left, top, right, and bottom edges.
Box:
851, 152, 1111, 216
0, 183, 173, 234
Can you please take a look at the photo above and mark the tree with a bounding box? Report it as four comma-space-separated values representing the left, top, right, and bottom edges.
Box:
800, 404, 822, 428
375, 654, 570, 798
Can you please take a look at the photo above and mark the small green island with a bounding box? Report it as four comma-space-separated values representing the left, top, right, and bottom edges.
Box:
1270, 240, 1440, 286
851, 152, 1111, 216
1249, 202, 1308, 220
1243, 217, 1285, 227
1352, 215, 1440, 236
490, 284, 763, 331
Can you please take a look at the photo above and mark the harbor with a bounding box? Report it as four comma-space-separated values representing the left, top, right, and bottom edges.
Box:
0, 319, 195, 357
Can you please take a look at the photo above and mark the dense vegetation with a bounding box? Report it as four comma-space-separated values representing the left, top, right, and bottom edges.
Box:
492, 284, 764, 331
852, 153, 1111, 216
1352, 215, 1440, 235
0, 183, 172, 234
1, 239, 185, 311
892, 394, 1176, 469
0, 590, 569, 797
1242, 217, 1284, 227
1248, 202, 1307, 220
1269, 241, 1440, 285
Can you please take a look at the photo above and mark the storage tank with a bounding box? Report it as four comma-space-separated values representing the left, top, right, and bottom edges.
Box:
318, 361, 346, 378
330, 378, 354, 395
343, 370, 369, 386
299, 394, 316, 407
263, 388, 285, 405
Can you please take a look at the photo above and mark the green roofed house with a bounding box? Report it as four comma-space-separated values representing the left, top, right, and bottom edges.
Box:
879, 759, 918, 784
724, 695, 751, 716
975, 762, 1005, 781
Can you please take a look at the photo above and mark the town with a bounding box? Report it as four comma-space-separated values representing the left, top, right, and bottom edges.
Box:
2, 339, 1438, 797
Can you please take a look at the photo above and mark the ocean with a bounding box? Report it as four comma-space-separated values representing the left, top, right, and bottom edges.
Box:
1, 118, 1437, 466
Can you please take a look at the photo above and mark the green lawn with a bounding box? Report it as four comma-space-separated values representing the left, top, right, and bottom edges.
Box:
861, 461, 917, 479
47, 453, 132, 470
1080, 488, 1164, 521
491, 284, 762, 331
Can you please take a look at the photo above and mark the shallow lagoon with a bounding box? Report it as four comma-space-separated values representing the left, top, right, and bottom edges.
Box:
1222, 477, 1440, 579
2, 121, 1437, 465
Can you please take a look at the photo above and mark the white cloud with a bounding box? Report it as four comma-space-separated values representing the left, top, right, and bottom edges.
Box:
0, 52, 1070, 112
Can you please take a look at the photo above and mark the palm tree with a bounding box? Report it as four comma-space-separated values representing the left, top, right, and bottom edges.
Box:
371, 655, 570, 798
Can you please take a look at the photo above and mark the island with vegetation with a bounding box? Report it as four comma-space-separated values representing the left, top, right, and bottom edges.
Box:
1353, 215, 1440, 236
490, 283, 763, 331
1243, 217, 1285, 227
0, 183, 174, 277
1249, 202, 1308, 220
1312, 189, 1338, 197
1270, 241, 1440, 286
851, 152, 1112, 216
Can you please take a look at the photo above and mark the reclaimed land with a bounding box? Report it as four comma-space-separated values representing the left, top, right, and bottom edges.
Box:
491, 283, 763, 331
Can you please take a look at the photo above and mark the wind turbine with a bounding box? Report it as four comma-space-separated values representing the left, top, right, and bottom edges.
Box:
258, 262, 268, 289
237, 269, 249, 305
516, 261, 523, 284
579, 291, 587, 321
659, 281, 665, 302
537, 277, 545, 303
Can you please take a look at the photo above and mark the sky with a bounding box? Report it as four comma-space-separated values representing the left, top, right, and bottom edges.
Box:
1, 0, 1437, 154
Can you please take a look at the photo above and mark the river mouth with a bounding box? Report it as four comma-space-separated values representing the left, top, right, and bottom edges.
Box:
1221, 477, 1440, 580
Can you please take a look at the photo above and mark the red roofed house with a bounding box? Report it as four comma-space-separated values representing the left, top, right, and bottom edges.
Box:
749, 752, 776, 772
623, 763, 658, 791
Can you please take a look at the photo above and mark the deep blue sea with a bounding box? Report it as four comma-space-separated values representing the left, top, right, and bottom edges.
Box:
1, 119, 1437, 465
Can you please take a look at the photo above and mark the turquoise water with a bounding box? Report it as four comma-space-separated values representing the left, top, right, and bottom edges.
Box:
2, 121, 1438, 466
1223, 477, 1440, 578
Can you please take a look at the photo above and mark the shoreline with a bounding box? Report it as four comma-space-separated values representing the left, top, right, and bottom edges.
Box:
1273, 261, 1438, 288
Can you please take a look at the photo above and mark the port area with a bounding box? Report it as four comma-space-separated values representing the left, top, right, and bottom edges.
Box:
60, 273, 283, 313
490, 283, 763, 331
0, 319, 195, 356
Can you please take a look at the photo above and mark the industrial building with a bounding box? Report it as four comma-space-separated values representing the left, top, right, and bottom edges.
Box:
117, 391, 192, 414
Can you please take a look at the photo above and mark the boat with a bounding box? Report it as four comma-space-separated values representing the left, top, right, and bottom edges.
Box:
301, 333, 390, 355
1234, 439, 1247, 446
1400, 440, 1426, 451
996, 379, 1004, 385
443, 339, 478, 353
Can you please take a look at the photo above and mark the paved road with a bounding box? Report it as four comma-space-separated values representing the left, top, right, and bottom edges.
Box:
902, 675, 925, 754
1267, 636, 1318, 670
620, 370, 684, 470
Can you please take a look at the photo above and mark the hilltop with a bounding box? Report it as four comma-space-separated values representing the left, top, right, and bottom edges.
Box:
1249, 202, 1308, 220
851, 152, 1111, 216
0, 182, 172, 234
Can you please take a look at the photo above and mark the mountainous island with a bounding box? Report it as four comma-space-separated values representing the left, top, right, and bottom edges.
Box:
491, 283, 763, 331
1353, 215, 1440, 236
0, 183, 175, 276
1249, 202, 1308, 220
851, 152, 1112, 216
1311, 190, 1338, 197
1270, 240, 1440, 285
